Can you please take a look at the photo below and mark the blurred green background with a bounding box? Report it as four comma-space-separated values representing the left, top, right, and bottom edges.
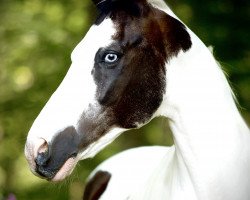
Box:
0, 0, 249, 199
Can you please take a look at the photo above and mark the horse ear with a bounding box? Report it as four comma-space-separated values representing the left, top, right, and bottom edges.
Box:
156, 12, 192, 55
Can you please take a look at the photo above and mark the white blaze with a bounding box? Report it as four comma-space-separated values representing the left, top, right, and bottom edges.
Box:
27, 19, 116, 145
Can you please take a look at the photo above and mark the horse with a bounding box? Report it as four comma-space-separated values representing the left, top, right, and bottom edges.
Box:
24, 0, 250, 199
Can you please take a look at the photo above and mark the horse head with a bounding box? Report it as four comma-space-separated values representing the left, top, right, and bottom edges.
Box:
25, 0, 191, 181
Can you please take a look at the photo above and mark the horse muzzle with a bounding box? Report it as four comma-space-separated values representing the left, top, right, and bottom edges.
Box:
24, 126, 80, 181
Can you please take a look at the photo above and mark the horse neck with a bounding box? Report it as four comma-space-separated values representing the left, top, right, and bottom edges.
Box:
157, 32, 250, 199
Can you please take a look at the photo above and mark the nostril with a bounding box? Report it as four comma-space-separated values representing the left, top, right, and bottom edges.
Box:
35, 139, 50, 167
37, 139, 49, 154
35, 151, 50, 167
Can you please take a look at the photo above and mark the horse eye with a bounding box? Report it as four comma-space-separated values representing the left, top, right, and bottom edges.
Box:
104, 53, 118, 63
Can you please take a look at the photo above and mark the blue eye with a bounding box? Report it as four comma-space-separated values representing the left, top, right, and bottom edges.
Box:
104, 53, 118, 63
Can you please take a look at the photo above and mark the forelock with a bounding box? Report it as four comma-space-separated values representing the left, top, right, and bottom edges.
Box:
93, 0, 147, 25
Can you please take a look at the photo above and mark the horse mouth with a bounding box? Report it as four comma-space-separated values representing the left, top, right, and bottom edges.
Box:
51, 157, 77, 182
35, 157, 77, 182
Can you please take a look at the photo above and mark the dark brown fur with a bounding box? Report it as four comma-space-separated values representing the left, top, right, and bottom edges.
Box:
92, 0, 191, 128
76, 0, 192, 147
83, 171, 111, 200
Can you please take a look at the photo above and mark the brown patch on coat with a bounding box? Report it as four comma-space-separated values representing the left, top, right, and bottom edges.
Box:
78, 0, 193, 150
92, 0, 192, 128
83, 171, 111, 200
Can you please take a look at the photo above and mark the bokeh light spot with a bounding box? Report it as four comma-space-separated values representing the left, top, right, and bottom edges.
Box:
13, 66, 34, 91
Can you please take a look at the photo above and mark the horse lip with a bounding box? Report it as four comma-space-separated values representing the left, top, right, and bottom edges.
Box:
36, 166, 57, 180
35, 152, 78, 181
71, 152, 78, 158
51, 157, 77, 182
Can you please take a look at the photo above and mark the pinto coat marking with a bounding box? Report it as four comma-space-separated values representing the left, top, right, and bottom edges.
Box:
25, 0, 250, 199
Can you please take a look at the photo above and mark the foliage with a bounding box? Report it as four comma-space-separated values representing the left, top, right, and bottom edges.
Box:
0, 0, 249, 199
